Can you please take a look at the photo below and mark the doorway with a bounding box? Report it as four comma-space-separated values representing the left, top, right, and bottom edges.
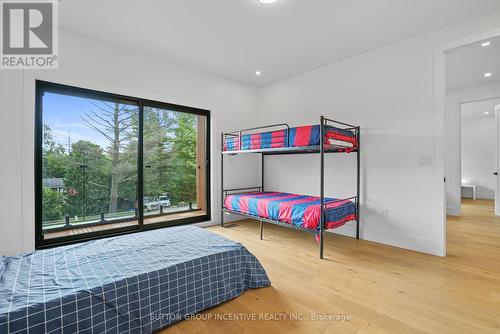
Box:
441, 32, 500, 258
460, 98, 499, 215
444, 33, 500, 217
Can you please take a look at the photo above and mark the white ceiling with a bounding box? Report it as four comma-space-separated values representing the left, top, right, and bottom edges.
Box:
446, 35, 500, 91
60, 0, 500, 86
461, 98, 500, 123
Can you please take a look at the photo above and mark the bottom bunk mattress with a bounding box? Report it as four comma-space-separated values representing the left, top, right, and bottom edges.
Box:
0, 226, 270, 334
224, 191, 357, 231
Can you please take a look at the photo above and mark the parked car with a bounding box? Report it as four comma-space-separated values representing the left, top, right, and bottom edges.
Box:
158, 195, 171, 208
143, 197, 160, 212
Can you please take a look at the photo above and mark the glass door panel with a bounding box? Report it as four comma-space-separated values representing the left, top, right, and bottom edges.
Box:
143, 106, 208, 225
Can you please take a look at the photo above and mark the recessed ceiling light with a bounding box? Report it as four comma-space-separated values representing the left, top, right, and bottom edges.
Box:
255, 70, 262, 76
484, 72, 493, 78
481, 41, 492, 47
258, 0, 278, 3
484, 112, 490, 115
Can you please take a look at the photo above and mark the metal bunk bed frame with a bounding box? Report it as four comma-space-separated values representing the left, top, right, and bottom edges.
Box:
220, 116, 360, 259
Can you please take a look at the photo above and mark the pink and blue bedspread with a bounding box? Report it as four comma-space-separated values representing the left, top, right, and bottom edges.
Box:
224, 191, 356, 232
223, 125, 357, 151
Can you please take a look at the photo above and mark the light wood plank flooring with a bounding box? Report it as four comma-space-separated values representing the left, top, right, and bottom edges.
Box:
161, 199, 500, 333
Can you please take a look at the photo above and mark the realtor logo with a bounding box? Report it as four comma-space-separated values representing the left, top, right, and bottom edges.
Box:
1, 0, 58, 69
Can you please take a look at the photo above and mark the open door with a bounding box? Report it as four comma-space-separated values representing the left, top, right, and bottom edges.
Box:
496, 104, 500, 216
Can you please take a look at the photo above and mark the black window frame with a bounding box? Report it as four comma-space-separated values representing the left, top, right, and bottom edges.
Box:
35, 80, 211, 249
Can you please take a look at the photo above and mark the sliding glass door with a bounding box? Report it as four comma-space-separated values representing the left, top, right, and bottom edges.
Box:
143, 106, 208, 224
35, 81, 210, 248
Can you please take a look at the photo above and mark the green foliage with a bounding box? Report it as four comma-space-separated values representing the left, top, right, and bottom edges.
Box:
143, 108, 175, 199
170, 113, 197, 203
43, 124, 65, 155
42, 125, 67, 178
42, 106, 202, 224
44, 153, 67, 178
42, 187, 66, 221
142, 110, 197, 204
174, 113, 197, 169
64, 140, 111, 218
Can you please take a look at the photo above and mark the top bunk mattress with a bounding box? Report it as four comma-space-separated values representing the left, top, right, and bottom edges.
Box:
223, 124, 357, 152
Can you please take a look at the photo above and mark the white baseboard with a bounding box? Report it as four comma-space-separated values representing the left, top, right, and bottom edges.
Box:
477, 194, 495, 200
447, 206, 460, 216
0, 248, 25, 256
205, 216, 439, 256
195, 221, 218, 228
196, 212, 248, 228
362, 225, 437, 255
461, 189, 495, 200
329, 221, 437, 256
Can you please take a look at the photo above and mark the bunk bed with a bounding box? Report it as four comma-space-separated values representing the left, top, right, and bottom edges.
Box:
221, 117, 360, 259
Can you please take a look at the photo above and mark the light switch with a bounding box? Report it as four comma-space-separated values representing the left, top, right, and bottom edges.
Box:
418, 156, 433, 167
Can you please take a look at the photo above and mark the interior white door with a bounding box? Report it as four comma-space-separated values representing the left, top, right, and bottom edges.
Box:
496, 104, 500, 216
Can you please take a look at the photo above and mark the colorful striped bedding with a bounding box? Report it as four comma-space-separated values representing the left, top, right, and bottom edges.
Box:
224, 192, 356, 232
223, 125, 357, 151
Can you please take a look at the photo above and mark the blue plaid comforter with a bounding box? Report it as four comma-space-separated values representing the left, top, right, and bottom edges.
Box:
0, 226, 270, 333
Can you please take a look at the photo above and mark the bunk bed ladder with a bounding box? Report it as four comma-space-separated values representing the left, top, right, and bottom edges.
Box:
319, 116, 325, 259
221, 132, 225, 228
260, 154, 265, 240
356, 126, 361, 240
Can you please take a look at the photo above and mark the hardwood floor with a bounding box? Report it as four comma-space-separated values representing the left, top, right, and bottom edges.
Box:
161, 199, 500, 334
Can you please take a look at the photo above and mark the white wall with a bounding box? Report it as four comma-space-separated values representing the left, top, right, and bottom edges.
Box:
445, 82, 500, 215
461, 112, 496, 199
0, 29, 260, 255
257, 11, 500, 256
2, 12, 500, 257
